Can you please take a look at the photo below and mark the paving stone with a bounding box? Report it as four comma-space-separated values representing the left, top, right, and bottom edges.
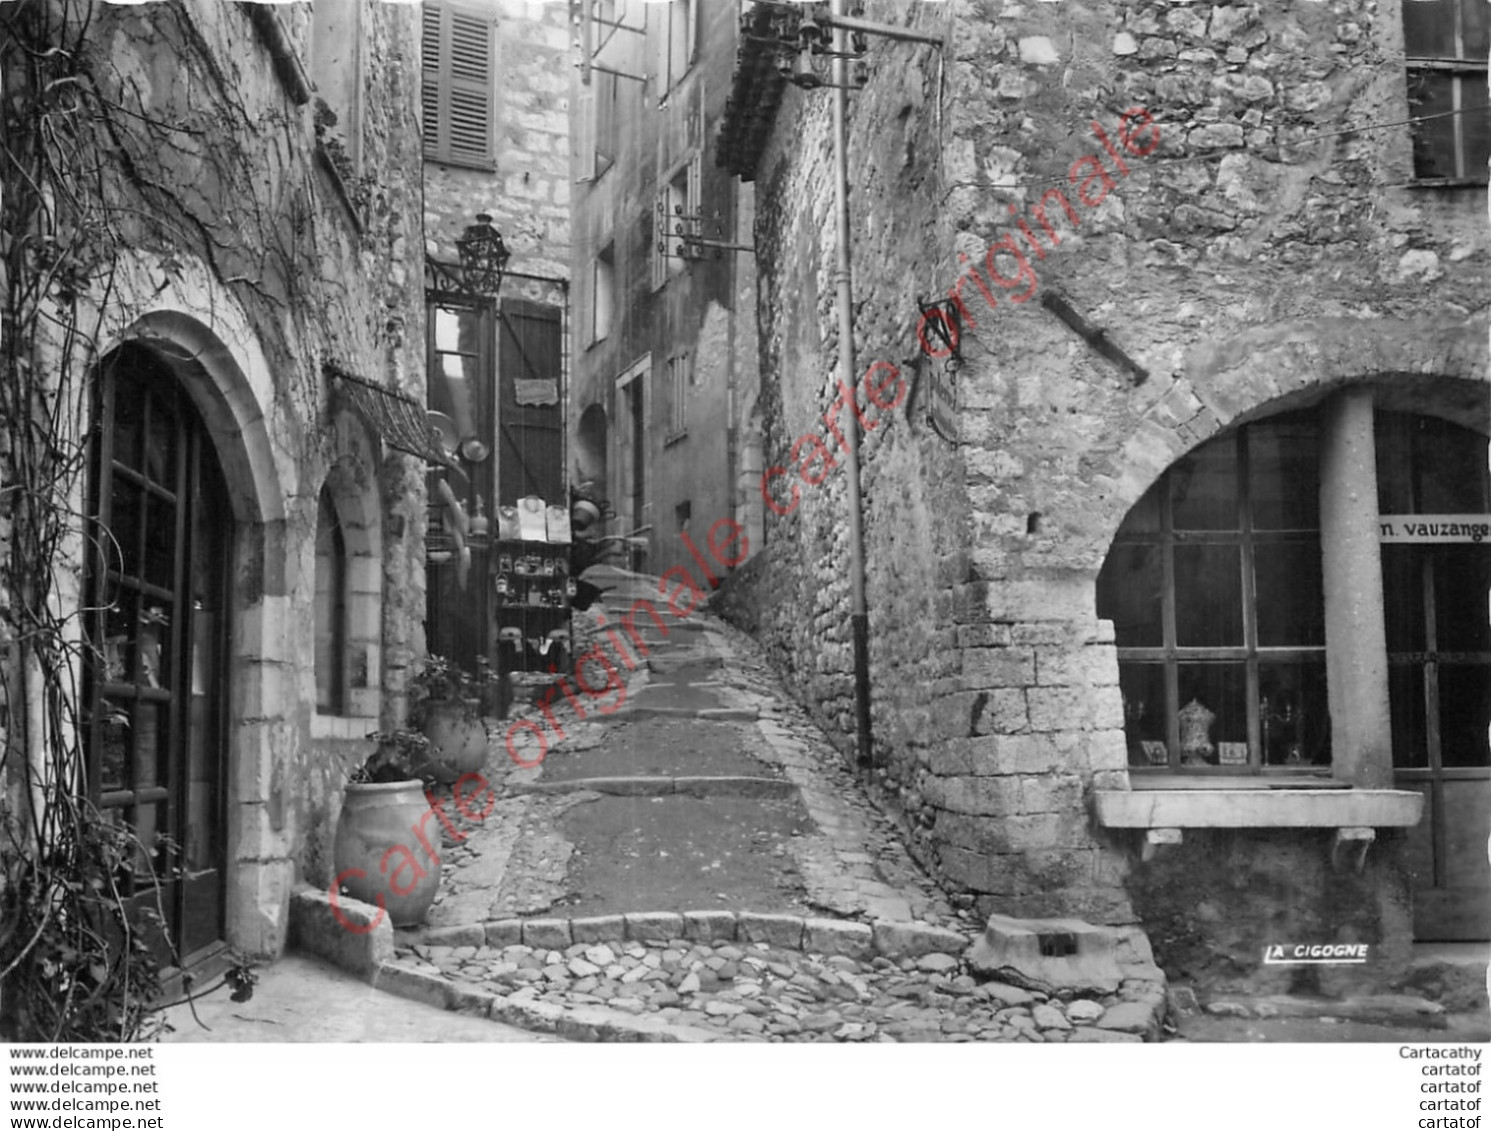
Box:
980, 982, 1036, 1007
424, 924, 486, 948
678, 972, 701, 994
739, 912, 805, 949
522, 919, 573, 950
916, 953, 960, 975
568, 958, 601, 978
1032, 1003, 1072, 1031
682, 910, 739, 942
626, 912, 686, 941
1096, 1001, 1160, 1039
483, 919, 525, 947
871, 921, 969, 959
705, 1000, 747, 1017
570, 915, 627, 944
728, 1013, 766, 1033
803, 919, 876, 959
584, 944, 618, 968
1067, 999, 1106, 1024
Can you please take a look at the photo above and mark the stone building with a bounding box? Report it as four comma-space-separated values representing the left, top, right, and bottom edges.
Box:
421, 0, 574, 684
1, 0, 427, 969
568, 0, 762, 582
717, 0, 1488, 993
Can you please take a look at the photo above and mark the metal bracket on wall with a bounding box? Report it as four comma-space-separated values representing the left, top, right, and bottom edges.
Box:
1040, 290, 1149, 386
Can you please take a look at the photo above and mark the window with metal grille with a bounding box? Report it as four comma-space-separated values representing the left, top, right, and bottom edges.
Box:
422, 1, 496, 169
652, 156, 699, 289
1404, 0, 1490, 183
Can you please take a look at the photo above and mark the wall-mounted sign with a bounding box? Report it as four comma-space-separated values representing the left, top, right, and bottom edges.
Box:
514, 377, 559, 407
1378, 515, 1490, 544
927, 363, 958, 444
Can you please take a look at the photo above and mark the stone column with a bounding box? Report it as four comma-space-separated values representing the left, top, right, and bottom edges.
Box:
1319, 388, 1393, 789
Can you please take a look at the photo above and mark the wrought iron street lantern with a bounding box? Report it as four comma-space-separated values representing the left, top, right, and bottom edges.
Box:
455, 213, 510, 298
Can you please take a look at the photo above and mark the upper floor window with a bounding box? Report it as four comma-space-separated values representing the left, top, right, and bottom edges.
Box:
653, 0, 697, 99
590, 243, 616, 346
652, 155, 700, 289
1404, 0, 1490, 183
423, 0, 496, 169
666, 351, 691, 440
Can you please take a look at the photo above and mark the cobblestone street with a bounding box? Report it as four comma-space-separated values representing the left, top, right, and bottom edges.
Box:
367, 567, 1169, 1043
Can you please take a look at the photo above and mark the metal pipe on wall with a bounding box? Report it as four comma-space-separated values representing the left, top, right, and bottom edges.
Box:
829, 0, 873, 769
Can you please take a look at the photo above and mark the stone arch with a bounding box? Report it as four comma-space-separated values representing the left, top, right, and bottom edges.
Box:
107, 310, 292, 957
1106, 316, 1491, 551
574, 401, 609, 501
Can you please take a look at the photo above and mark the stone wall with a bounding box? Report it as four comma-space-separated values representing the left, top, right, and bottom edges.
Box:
423, 0, 571, 283
2, 0, 429, 956
723, 0, 1489, 970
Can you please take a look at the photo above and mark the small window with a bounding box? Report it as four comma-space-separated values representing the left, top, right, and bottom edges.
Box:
315, 487, 349, 715
1404, 0, 1491, 183
653, 156, 700, 289
592, 244, 616, 345
595, 70, 619, 174
422, 1, 496, 169
652, 0, 697, 98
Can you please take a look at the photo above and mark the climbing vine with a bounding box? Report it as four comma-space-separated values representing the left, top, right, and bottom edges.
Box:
0, 0, 358, 1040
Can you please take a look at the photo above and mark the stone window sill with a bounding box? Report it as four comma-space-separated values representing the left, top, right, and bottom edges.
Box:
1092, 788, 1424, 830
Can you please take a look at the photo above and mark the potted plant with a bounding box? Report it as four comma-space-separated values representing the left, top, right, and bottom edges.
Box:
409, 654, 497, 783
332, 730, 442, 928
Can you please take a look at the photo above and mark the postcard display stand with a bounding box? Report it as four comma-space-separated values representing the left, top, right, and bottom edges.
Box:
494, 495, 575, 675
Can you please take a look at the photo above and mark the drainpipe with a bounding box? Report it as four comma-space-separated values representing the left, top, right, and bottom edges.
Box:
829, 0, 873, 769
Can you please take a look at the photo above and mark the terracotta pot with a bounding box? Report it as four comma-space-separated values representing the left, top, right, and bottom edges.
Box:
333, 781, 441, 928
419, 698, 488, 783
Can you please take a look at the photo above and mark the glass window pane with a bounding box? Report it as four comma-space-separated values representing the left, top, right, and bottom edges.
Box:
1254, 539, 1325, 646
1171, 440, 1238, 531
99, 698, 130, 791
1390, 664, 1429, 768
1435, 547, 1491, 652
1462, 74, 1491, 181
142, 497, 177, 591
1176, 662, 1247, 766
1096, 542, 1163, 648
1118, 662, 1168, 767
1464, 0, 1490, 57
108, 480, 143, 580
1258, 660, 1331, 767
1414, 416, 1490, 512
144, 396, 177, 488
1408, 70, 1458, 179
1438, 663, 1491, 767
1117, 482, 1162, 536
1174, 543, 1243, 646
1250, 417, 1319, 529
1403, 0, 1459, 57
1383, 546, 1428, 653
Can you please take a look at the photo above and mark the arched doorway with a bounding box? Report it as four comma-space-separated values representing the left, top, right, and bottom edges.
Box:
86, 344, 233, 963
575, 402, 609, 503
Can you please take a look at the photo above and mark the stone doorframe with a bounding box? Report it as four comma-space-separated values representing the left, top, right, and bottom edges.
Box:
116, 309, 292, 958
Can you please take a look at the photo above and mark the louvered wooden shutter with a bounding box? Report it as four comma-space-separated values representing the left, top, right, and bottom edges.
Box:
422, 1, 495, 168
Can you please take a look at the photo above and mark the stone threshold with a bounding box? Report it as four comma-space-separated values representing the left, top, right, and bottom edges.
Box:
506, 774, 794, 798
